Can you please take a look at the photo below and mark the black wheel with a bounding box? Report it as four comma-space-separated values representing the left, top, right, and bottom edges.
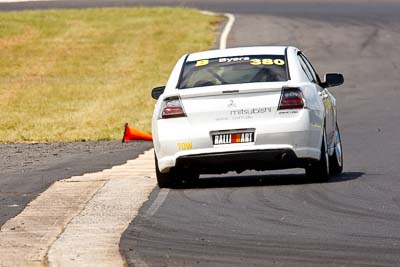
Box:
329, 123, 343, 176
306, 129, 330, 182
155, 153, 175, 188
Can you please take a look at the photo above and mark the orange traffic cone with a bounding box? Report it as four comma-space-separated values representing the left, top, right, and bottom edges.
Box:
122, 123, 153, 142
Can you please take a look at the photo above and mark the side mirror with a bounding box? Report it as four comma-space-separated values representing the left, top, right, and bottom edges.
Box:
151, 86, 165, 100
323, 73, 344, 88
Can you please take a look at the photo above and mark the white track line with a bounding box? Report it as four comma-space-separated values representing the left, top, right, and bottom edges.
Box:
220, 13, 235, 49
146, 189, 170, 217
200, 11, 235, 50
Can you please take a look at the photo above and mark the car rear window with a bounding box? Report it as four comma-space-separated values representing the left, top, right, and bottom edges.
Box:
178, 55, 288, 89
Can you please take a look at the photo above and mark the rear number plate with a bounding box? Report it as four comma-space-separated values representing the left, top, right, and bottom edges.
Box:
212, 132, 254, 145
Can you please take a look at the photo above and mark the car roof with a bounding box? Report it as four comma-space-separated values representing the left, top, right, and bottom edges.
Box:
186, 46, 291, 62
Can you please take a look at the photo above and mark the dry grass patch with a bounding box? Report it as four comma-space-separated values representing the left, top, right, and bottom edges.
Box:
0, 7, 221, 142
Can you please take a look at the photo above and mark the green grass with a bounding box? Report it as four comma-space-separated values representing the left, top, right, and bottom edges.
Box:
0, 7, 221, 142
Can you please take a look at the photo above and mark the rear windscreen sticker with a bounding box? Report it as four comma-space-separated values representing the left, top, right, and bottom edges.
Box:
250, 58, 285, 66
195, 59, 209, 67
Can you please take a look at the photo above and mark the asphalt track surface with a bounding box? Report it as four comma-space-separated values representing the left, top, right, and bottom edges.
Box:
2, 0, 400, 266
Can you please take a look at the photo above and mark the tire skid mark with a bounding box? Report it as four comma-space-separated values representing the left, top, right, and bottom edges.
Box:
360, 26, 380, 51
298, 187, 400, 223
259, 188, 293, 213
127, 224, 398, 266
124, 209, 398, 266
179, 188, 225, 207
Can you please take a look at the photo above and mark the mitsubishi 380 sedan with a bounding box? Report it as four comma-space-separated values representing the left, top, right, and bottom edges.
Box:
151, 46, 344, 188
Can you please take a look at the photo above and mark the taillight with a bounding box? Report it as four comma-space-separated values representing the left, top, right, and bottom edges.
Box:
160, 96, 186, 119
278, 87, 304, 110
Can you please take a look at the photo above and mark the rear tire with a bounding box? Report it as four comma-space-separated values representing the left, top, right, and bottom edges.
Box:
329, 123, 343, 176
155, 153, 174, 188
306, 129, 330, 182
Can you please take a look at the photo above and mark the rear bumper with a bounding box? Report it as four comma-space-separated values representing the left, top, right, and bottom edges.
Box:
157, 142, 321, 173
175, 149, 316, 174
154, 109, 323, 173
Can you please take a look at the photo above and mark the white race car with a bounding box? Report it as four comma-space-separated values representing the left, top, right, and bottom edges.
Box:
151, 46, 343, 188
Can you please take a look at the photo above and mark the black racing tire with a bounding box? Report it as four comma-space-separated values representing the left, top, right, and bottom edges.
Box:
155, 153, 175, 188
329, 123, 344, 176
306, 129, 330, 182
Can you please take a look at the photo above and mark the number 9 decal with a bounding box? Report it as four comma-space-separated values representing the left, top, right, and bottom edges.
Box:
195, 59, 209, 67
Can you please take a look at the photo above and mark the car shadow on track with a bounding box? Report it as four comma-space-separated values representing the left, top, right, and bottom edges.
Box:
174, 172, 364, 189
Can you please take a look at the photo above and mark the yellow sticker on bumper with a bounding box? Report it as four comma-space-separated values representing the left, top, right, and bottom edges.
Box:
177, 142, 192, 150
